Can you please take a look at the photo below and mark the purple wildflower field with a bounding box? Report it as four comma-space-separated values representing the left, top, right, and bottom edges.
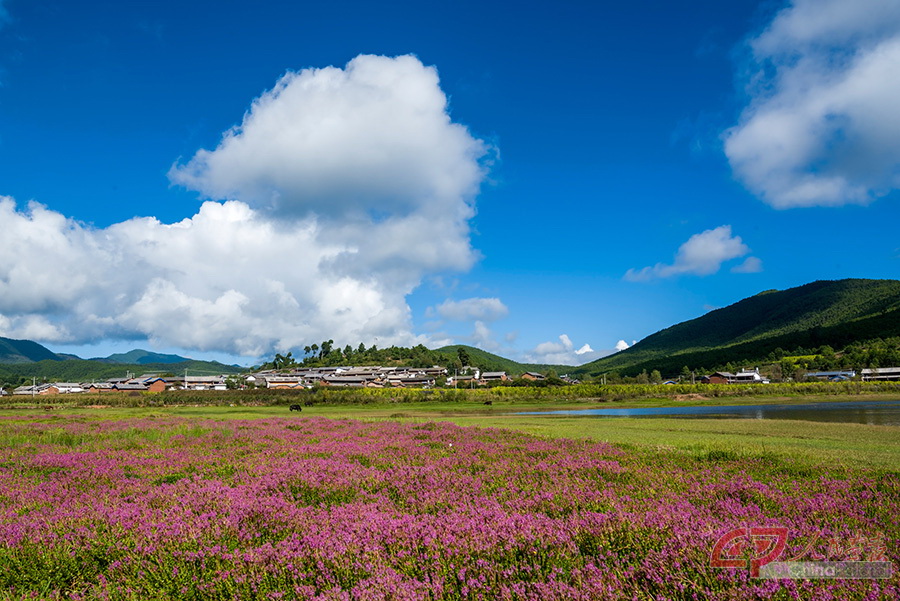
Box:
0, 415, 896, 600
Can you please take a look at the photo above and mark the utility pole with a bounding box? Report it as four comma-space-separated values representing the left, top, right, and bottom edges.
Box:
32, 376, 35, 400
185, 368, 189, 390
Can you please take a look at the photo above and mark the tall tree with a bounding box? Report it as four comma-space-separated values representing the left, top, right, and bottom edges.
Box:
457, 347, 471, 369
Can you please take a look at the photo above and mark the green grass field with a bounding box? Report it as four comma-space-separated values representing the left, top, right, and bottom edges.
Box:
3, 394, 898, 472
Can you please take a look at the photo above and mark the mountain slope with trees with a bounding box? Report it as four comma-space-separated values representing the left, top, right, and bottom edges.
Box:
573, 279, 900, 377
0, 337, 63, 364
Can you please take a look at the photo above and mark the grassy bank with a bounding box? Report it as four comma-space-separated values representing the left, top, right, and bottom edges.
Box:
3, 395, 898, 471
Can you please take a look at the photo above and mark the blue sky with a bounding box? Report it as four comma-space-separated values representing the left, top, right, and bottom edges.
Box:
1, 0, 899, 366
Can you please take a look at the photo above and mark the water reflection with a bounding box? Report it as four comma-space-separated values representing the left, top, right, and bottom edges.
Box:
517, 400, 900, 426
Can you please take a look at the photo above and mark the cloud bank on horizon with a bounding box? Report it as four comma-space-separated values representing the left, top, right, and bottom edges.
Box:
0, 55, 489, 357
725, 0, 900, 208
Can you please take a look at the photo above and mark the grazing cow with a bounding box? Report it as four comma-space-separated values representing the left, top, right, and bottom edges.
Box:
483, 400, 493, 406
289, 404, 303, 412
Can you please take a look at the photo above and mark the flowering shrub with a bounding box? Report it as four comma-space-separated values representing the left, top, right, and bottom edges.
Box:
0, 416, 896, 599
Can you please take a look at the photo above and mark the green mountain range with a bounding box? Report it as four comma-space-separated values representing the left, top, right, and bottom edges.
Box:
0, 339, 195, 367
0, 337, 241, 385
572, 278, 900, 377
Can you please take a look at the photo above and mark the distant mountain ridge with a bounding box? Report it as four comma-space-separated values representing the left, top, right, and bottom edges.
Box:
102, 349, 191, 365
0, 339, 195, 366
573, 278, 900, 377
0, 337, 62, 364
0, 338, 241, 381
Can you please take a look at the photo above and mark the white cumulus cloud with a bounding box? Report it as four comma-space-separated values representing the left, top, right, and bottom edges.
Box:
0, 198, 414, 354
731, 256, 764, 274
624, 225, 759, 281
432, 297, 509, 322
170, 54, 487, 223
615, 339, 631, 352
724, 0, 900, 208
0, 55, 490, 358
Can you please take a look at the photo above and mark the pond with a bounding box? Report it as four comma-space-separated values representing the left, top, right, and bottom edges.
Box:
516, 400, 900, 426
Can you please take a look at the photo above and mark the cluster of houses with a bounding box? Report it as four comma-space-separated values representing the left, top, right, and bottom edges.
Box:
700, 368, 771, 385
7, 374, 230, 396
804, 367, 900, 382
0, 365, 529, 396
697, 366, 900, 384
248, 366, 550, 388
248, 365, 451, 389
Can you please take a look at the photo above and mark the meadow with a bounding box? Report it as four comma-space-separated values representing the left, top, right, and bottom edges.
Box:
0, 398, 897, 599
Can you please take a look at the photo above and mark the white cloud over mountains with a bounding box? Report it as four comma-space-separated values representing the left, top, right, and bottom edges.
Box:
725, 0, 900, 208
422, 297, 510, 354
0, 55, 489, 358
525, 334, 605, 366
624, 225, 760, 282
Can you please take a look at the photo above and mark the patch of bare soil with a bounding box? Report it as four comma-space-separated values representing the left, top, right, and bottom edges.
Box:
673, 394, 710, 402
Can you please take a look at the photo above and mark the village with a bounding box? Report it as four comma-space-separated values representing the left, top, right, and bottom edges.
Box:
4, 365, 513, 396
5, 363, 900, 397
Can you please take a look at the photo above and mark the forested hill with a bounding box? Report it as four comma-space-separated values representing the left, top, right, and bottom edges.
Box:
574, 278, 900, 377
0, 337, 61, 364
